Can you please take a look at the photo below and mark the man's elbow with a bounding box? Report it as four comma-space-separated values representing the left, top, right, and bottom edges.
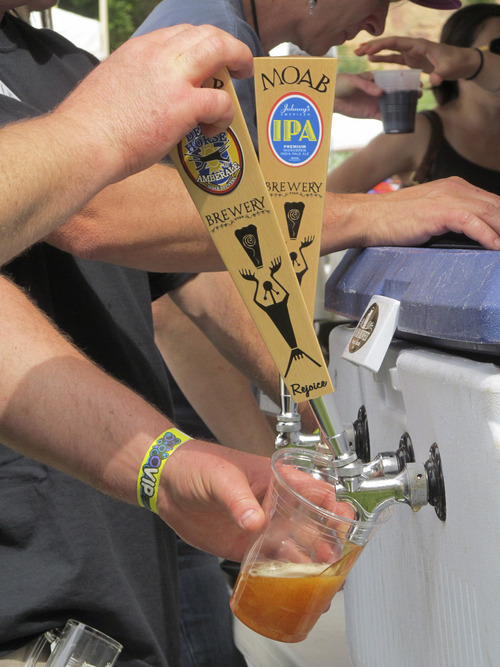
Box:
45, 213, 106, 260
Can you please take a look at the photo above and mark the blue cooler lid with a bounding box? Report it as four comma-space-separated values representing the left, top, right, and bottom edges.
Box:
325, 247, 500, 355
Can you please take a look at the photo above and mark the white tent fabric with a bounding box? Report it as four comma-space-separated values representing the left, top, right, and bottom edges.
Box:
31, 7, 106, 61
330, 114, 382, 151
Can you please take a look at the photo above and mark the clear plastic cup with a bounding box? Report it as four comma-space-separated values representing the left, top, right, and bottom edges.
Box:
373, 68, 422, 134
26, 620, 122, 667
230, 448, 390, 643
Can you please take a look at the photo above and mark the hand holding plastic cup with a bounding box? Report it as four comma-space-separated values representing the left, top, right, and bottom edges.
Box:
373, 68, 421, 134
230, 448, 389, 643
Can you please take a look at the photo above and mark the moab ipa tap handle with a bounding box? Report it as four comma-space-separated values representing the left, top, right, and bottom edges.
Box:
169, 68, 333, 402
254, 57, 337, 316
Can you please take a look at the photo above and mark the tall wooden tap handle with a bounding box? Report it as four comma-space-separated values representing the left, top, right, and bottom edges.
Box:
254, 56, 337, 316
169, 68, 333, 402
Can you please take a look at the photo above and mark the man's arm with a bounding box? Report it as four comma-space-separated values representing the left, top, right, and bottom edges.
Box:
47, 161, 500, 272
0, 24, 254, 266
320, 178, 500, 251
168, 272, 282, 403
356, 37, 500, 94
47, 164, 223, 272
0, 275, 268, 560
167, 271, 319, 434
152, 291, 276, 456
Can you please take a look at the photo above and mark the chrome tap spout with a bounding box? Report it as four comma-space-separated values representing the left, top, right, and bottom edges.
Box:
310, 393, 356, 465
334, 461, 429, 544
336, 461, 428, 520
275, 377, 320, 449
334, 441, 447, 542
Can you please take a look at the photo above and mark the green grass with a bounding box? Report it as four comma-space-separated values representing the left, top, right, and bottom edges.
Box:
417, 87, 438, 112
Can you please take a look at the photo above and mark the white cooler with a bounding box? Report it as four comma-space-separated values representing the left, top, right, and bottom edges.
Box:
324, 247, 500, 667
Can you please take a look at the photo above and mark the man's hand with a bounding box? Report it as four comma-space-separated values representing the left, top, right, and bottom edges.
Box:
334, 72, 383, 119
55, 24, 254, 182
346, 177, 500, 250
157, 440, 271, 562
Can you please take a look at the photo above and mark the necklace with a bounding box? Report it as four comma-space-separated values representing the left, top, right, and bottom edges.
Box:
249, 0, 260, 39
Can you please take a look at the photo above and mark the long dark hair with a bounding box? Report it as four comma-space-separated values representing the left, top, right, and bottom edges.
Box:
434, 2, 500, 105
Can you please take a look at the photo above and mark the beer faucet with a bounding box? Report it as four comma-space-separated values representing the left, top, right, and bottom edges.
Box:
275, 377, 321, 449
275, 385, 372, 454
347, 408, 418, 479
308, 393, 446, 544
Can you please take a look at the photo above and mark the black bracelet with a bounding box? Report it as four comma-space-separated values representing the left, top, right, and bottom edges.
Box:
465, 47, 484, 80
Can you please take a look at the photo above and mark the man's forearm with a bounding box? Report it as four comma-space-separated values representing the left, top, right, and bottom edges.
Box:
0, 24, 255, 267
152, 292, 275, 456
0, 275, 172, 502
169, 272, 282, 404
48, 164, 225, 272
49, 165, 370, 271
45, 144, 500, 273
0, 113, 119, 267
0, 274, 270, 560
18, 147, 356, 272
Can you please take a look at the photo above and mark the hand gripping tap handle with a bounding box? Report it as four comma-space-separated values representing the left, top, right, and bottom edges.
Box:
169, 68, 352, 462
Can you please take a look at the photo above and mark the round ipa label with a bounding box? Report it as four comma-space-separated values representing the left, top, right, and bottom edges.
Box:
267, 93, 323, 167
178, 125, 244, 195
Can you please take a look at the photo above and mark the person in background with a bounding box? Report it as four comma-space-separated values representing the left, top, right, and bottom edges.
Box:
356, 7, 500, 95
328, 3, 500, 220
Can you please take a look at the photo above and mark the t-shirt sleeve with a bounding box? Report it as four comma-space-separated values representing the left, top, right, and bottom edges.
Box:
148, 271, 195, 302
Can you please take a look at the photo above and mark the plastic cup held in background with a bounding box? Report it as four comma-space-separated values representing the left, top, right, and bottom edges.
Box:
374, 69, 422, 134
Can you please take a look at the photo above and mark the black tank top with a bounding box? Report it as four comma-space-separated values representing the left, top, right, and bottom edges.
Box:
414, 110, 500, 247
416, 110, 500, 195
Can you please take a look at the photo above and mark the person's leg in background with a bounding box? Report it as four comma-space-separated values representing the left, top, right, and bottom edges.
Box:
176, 534, 247, 667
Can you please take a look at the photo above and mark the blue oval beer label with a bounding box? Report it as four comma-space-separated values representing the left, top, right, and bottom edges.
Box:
178, 125, 244, 195
267, 93, 323, 167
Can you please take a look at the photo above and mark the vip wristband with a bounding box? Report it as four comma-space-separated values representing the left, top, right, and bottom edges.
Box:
137, 428, 191, 513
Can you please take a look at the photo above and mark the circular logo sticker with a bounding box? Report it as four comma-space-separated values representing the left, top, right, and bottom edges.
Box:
267, 92, 323, 167
348, 303, 379, 353
178, 125, 244, 195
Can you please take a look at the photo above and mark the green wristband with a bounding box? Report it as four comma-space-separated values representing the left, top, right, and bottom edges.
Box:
137, 428, 191, 513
